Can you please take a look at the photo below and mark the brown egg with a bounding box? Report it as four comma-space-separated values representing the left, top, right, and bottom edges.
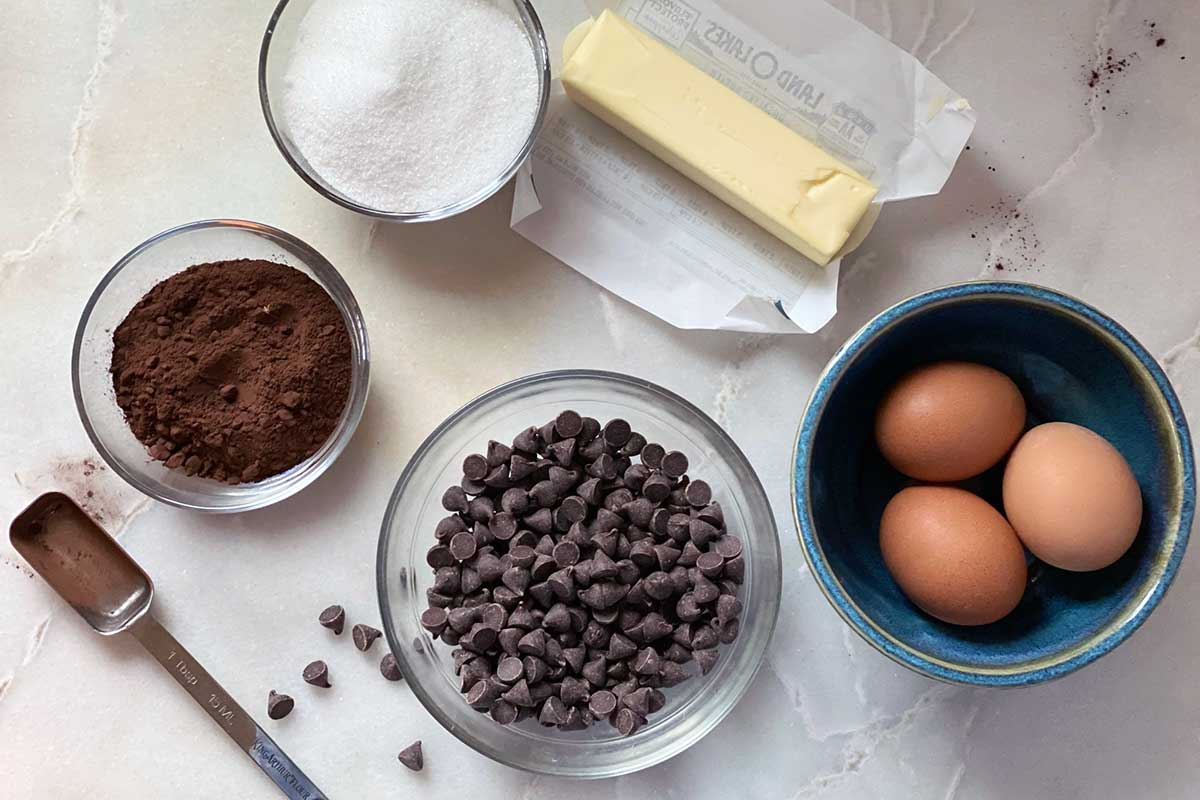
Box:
1003, 422, 1143, 571
875, 361, 1026, 482
880, 486, 1027, 626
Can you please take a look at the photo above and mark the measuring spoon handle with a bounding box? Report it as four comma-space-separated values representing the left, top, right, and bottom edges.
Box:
130, 615, 327, 800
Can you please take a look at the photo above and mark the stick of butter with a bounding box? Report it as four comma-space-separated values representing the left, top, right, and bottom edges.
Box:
561, 10, 878, 266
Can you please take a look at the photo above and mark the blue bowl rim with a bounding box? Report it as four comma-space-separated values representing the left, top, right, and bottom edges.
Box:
792, 281, 1196, 686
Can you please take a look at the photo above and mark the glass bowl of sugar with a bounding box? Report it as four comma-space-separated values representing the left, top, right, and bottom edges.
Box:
259, 0, 551, 222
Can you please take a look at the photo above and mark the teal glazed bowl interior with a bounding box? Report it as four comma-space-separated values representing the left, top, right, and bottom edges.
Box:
794, 282, 1194, 686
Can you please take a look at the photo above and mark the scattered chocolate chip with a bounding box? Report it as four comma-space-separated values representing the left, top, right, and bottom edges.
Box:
660, 451, 689, 479
380, 653, 404, 682
267, 690, 294, 720
302, 660, 330, 688
353, 624, 382, 652
318, 604, 345, 635
397, 740, 423, 772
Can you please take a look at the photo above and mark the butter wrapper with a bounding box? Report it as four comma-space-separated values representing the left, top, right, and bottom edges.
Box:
512, 0, 976, 333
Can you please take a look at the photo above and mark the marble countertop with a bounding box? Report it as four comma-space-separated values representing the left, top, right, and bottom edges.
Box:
3, 0, 1199, 797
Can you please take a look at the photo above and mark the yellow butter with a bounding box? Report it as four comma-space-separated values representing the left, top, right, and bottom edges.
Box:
561, 11, 878, 266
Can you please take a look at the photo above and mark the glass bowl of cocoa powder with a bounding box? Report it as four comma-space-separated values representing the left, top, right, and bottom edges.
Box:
72, 219, 370, 513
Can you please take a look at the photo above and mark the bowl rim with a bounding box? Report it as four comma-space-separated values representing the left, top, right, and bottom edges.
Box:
376, 368, 782, 776
71, 217, 371, 513
792, 281, 1195, 686
257, 0, 552, 222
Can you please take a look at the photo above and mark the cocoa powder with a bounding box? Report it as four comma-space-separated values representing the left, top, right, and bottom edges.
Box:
110, 259, 352, 483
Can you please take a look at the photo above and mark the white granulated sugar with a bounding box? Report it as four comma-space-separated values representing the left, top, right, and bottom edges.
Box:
281, 0, 540, 212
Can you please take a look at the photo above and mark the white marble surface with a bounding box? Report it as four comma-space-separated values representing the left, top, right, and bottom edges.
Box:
3, 1, 1199, 797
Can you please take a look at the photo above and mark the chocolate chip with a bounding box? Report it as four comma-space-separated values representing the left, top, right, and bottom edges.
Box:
318, 604, 345, 635
548, 438, 577, 466
302, 660, 330, 688
490, 699, 519, 725
606, 632, 637, 661
524, 507, 553, 534
539, 695, 567, 726
495, 656, 524, 683
543, 602, 572, 634
618, 432, 647, 457
676, 593, 703, 622
484, 464, 511, 489
692, 575, 720, 605
696, 551, 725, 578
523, 655, 549, 684
435, 514, 467, 541
660, 660, 689, 686
498, 627, 523, 656
724, 555, 745, 584
660, 450, 689, 479
589, 689, 618, 716
517, 627, 547, 657
467, 494, 494, 522
632, 648, 661, 676
718, 617, 740, 644
691, 624, 719, 651
560, 675, 590, 707
643, 473, 672, 503
582, 656, 608, 687
628, 539, 656, 571
695, 648, 719, 675
684, 479, 712, 507
380, 653, 404, 682
486, 440, 513, 468
426, 544, 455, 569
502, 678, 535, 707
512, 426, 539, 453
548, 409, 582, 440
501, 567, 530, 596
463, 454, 488, 481
689, 518, 721, 548
576, 477, 605, 506
713, 535, 743, 559
267, 690, 294, 720
697, 502, 724, 527
581, 581, 627, 610
442, 485, 469, 512
462, 623, 498, 654
479, 602, 508, 630
622, 497, 655, 528
641, 611, 674, 641
467, 679, 501, 710
614, 707, 641, 736
397, 740, 423, 772
353, 624, 382, 652
449, 531, 478, 562
664, 643, 692, 663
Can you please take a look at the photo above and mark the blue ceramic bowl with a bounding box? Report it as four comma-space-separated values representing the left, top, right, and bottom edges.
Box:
793, 282, 1194, 686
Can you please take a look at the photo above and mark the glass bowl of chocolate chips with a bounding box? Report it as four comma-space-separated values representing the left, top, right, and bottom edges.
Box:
72, 219, 370, 512
377, 370, 782, 778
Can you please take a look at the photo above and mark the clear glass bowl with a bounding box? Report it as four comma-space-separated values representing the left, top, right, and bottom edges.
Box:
258, 0, 552, 222
72, 219, 370, 513
377, 370, 781, 778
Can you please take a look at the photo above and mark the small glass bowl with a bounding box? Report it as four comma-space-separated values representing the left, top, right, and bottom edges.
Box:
72, 219, 370, 513
258, 0, 552, 222
377, 370, 781, 778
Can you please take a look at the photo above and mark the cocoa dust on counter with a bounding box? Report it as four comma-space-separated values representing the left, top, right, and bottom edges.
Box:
110, 259, 352, 484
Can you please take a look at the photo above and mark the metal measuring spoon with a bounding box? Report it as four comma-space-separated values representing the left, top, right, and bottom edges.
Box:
10, 492, 326, 800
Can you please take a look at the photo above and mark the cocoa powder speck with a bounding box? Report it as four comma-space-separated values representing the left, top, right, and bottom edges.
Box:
110, 259, 351, 483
